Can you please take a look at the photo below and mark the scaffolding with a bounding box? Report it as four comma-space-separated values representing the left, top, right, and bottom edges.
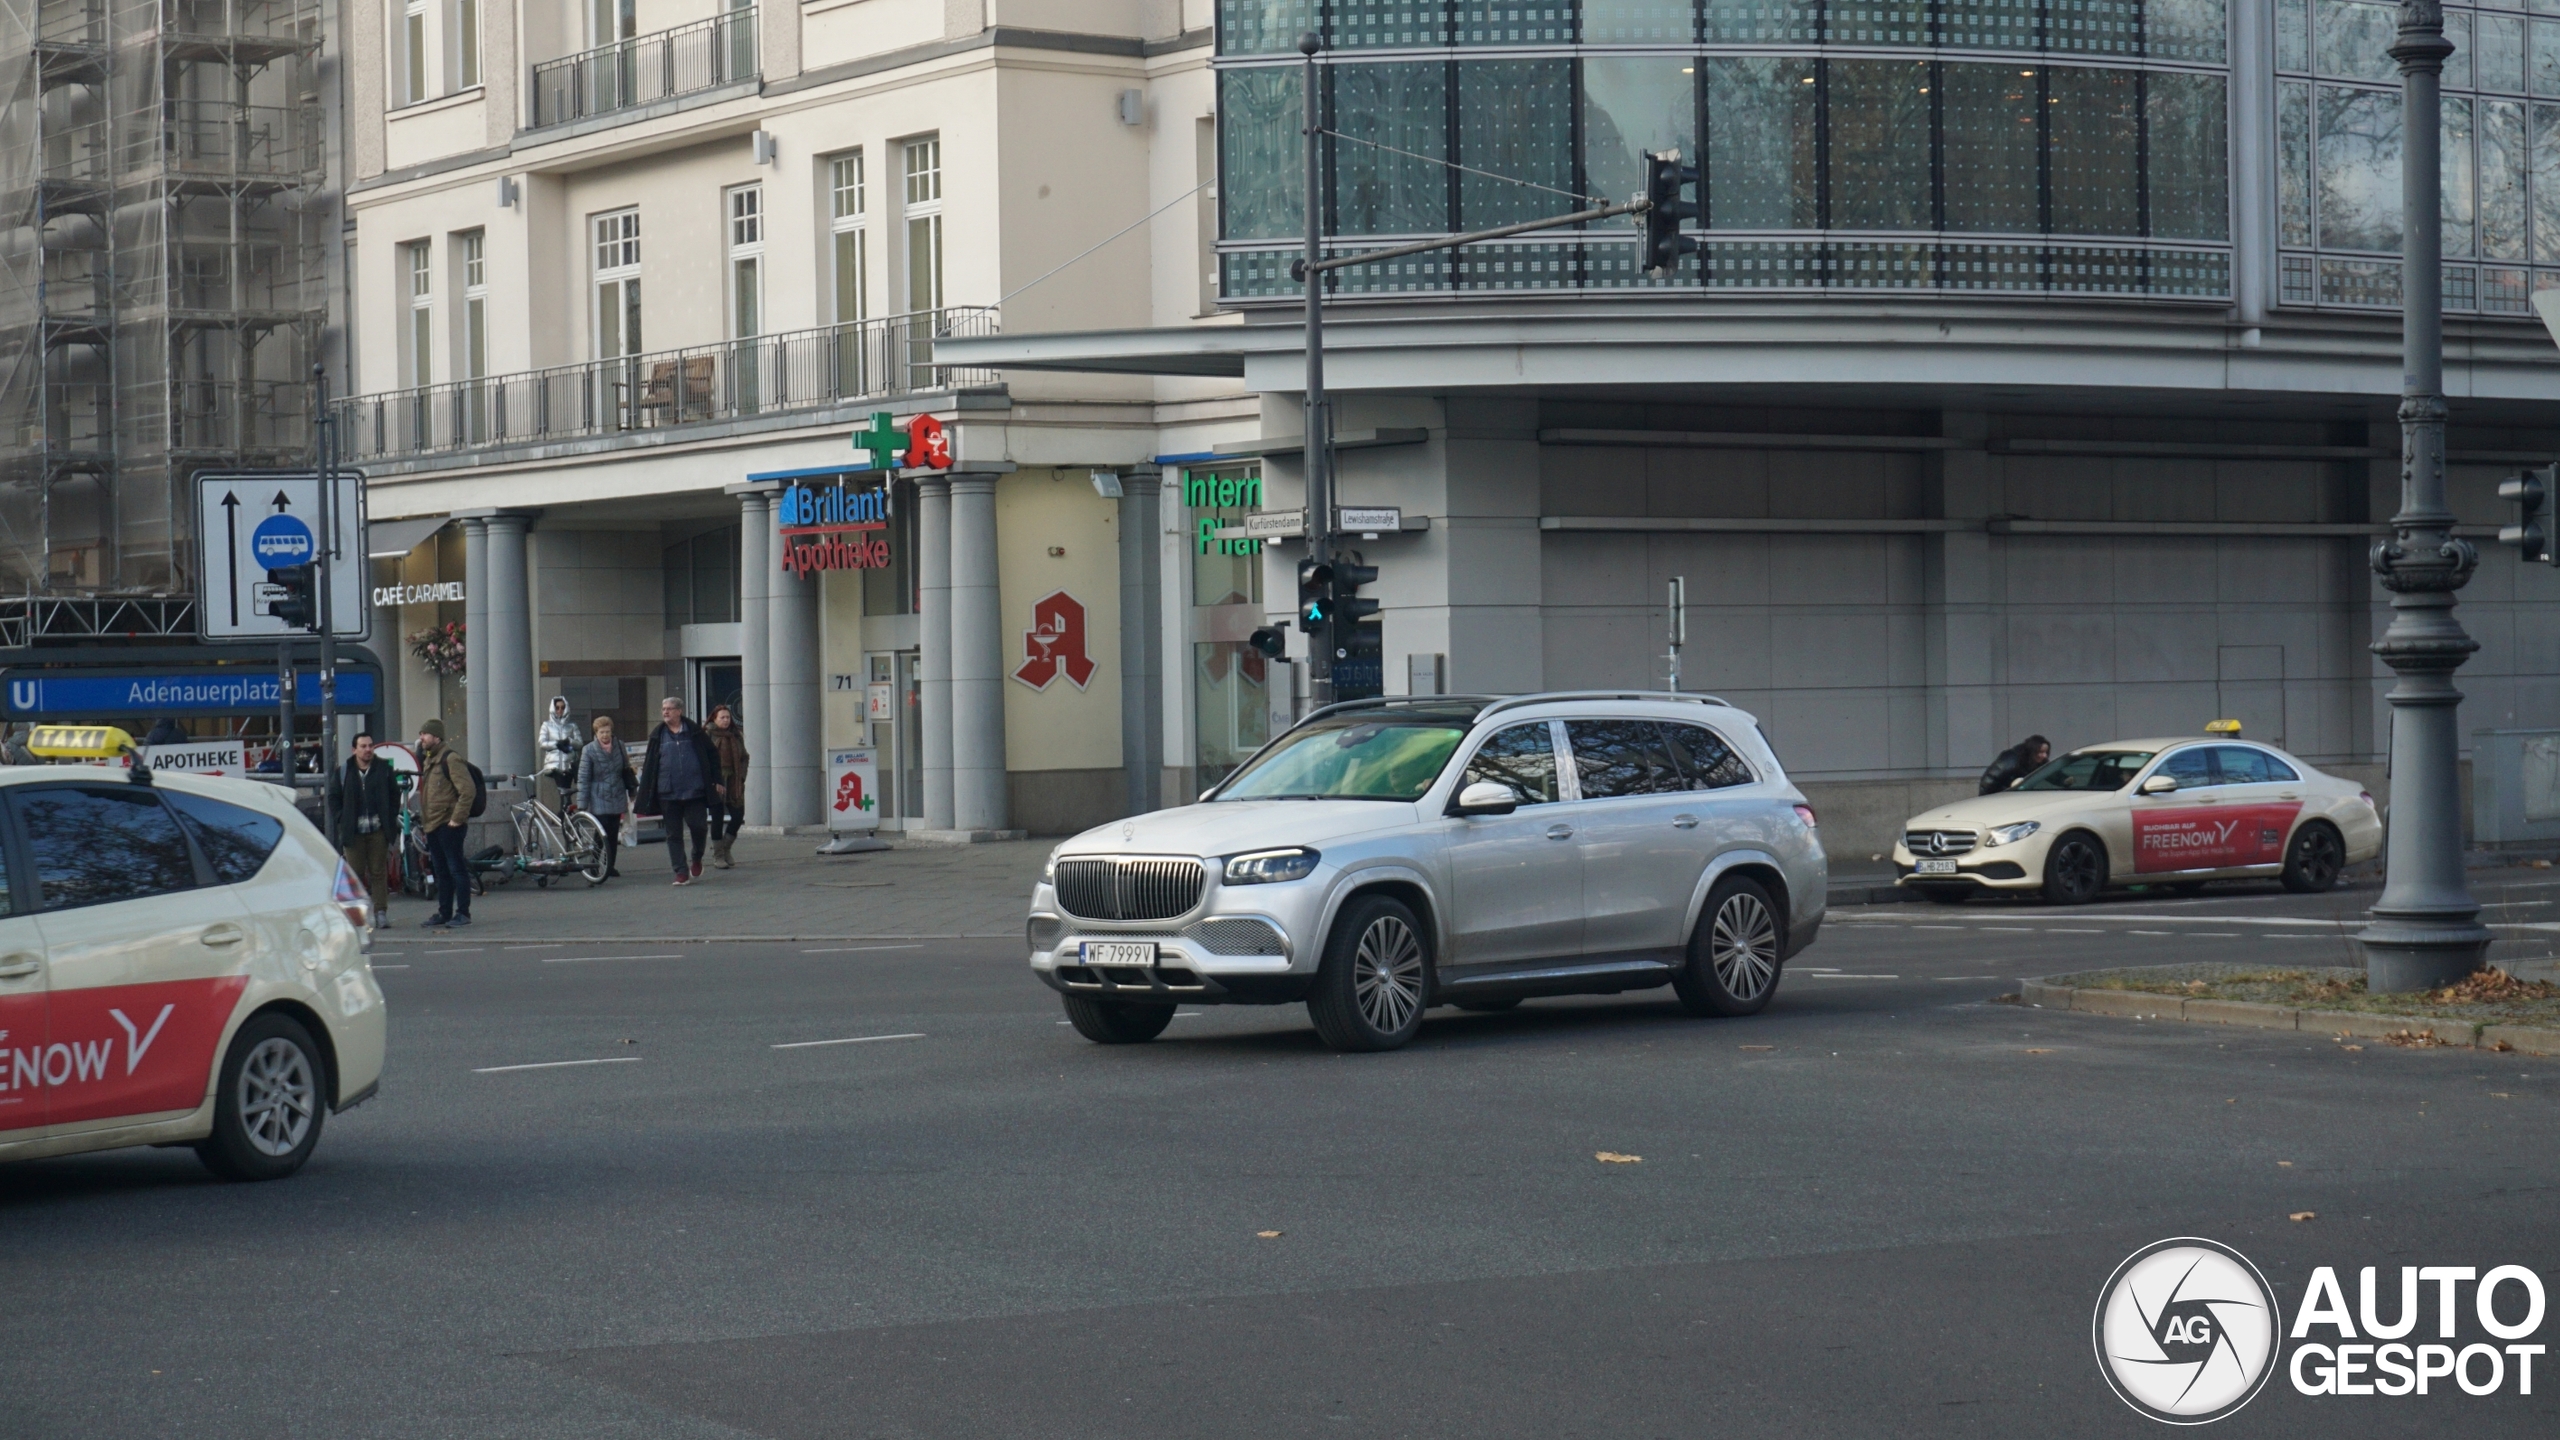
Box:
0, 0, 323, 630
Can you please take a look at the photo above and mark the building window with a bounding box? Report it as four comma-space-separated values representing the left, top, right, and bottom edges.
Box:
593, 209, 642, 358
457, 230, 486, 379
2276, 0, 2550, 315
727, 185, 762, 339
448, 0, 479, 89
830, 152, 868, 327
663, 525, 741, 626
399, 0, 429, 106
902, 137, 943, 313
403, 239, 432, 386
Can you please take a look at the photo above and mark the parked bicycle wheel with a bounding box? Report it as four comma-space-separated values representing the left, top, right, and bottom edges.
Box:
569, 811, 609, 885
399, 829, 431, 899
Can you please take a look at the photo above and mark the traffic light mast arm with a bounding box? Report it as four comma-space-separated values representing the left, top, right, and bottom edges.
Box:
1297, 198, 1652, 278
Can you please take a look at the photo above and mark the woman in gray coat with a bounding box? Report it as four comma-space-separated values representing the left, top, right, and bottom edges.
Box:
574, 714, 637, 880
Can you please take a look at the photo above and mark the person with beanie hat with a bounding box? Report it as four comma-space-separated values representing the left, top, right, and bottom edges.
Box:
416, 719, 478, 927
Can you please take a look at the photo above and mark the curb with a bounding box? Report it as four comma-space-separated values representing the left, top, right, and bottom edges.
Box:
2018, 977, 2560, 1054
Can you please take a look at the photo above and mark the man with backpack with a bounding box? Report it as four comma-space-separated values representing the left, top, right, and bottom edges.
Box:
416, 717, 480, 929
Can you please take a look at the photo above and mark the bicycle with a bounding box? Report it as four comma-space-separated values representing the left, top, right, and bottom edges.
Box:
509, 782, 609, 887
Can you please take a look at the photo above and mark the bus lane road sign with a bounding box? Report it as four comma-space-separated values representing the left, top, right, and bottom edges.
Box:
196, 471, 368, 641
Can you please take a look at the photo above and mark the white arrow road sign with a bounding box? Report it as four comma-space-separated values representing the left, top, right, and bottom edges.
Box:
196, 471, 368, 641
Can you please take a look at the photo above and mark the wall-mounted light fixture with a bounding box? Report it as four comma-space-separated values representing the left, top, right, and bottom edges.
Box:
495, 175, 520, 208
751, 130, 777, 165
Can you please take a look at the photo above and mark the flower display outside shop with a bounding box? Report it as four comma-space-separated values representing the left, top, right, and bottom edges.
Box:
408, 620, 467, 680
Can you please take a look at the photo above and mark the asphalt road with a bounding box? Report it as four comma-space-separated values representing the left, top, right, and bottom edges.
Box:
4, 876, 2556, 1438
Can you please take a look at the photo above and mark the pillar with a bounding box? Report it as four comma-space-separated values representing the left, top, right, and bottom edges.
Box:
734, 485, 774, 825
917, 473, 955, 830
949, 473, 1007, 831
1118, 468, 1164, 816
768, 527, 823, 827
482, 513, 534, 778
1928, 412, 1997, 775
462, 516, 489, 766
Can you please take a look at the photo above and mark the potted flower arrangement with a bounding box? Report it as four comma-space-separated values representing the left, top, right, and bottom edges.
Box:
408, 619, 467, 680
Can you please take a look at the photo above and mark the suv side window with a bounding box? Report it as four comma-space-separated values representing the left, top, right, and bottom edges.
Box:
1663, 724, 1755, 789
1460, 722, 1560, 805
2158, 747, 2219, 790
1565, 719, 1684, 799
163, 791, 285, 885
12, 786, 201, 911
2212, 746, 2298, 784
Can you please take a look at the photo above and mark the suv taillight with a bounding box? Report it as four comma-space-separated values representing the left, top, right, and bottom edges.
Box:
1793, 804, 1818, 828
333, 858, 373, 932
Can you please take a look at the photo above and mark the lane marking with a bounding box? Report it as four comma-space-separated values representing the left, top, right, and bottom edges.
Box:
540, 954, 683, 964
474, 1057, 641, 1074
2190, 932, 2241, 938
799, 944, 926, 954
1976, 927, 2037, 933
2129, 930, 2176, 936
772, 1032, 926, 1050
1912, 925, 1965, 931
505, 944, 564, 951
2047, 928, 2106, 934
1934, 976, 2005, 981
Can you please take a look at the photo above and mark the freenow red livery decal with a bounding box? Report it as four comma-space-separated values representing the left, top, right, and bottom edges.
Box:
2134, 803, 2302, 873
0, 987, 41, 1129
8, 976, 247, 1126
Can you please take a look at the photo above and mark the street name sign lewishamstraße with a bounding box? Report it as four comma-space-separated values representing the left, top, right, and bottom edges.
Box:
195, 471, 367, 641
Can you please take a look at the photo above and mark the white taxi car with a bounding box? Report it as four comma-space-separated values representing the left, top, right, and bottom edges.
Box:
1894, 734, 2383, 904
0, 727, 385, 1180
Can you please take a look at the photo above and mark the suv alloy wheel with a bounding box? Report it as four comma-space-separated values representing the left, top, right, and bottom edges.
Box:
1307, 894, 1431, 1052
1674, 874, 1784, 1017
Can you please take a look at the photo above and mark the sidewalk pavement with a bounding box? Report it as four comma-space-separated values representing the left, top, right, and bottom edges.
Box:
386, 835, 1047, 942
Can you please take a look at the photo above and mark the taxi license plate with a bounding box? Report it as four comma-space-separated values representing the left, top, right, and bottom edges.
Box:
1914, 858, 1959, 876
1084, 941, 1158, 967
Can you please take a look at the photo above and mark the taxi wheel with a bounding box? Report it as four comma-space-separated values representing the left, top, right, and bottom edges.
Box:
1673, 875, 1784, 1018
1061, 994, 1176, 1044
2282, 822, 2346, 894
196, 1013, 326, 1182
2040, 834, 2108, 906
1307, 895, 1431, 1052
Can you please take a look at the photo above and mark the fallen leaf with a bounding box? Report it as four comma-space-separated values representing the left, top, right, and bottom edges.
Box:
2290, 1211, 2317, 1222
2226, 1098, 2237, 1104
2024, 1048, 2054, 1054
1595, 1151, 1642, 1164
2277, 1161, 2293, 1167
2491, 1092, 2513, 1099
1739, 1044, 1774, 1051
1256, 1230, 1283, 1239
2340, 1044, 2364, 1052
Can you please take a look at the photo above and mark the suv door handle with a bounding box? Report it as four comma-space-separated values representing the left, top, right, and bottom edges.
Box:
0, 955, 39, 979
1545, 823, 1574, 840
201, 925, 248, 948
1671, 815, 1699, 829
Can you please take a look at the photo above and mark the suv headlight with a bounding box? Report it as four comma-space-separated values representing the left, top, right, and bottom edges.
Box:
1041, 850, 1059, 885
1983, 821, 2041, 848
1223, 847, 1320, 885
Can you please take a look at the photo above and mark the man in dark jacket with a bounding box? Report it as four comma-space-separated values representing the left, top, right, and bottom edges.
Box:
337, 732, 401, 926
637, 696, 723, 885
143, 717, 186, 748
1979, 735, 2052, 795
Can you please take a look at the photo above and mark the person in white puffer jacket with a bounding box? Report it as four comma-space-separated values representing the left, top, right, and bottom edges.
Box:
538, 695, 582, 810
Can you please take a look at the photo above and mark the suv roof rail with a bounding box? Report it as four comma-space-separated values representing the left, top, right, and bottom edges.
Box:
1299, 695, 1502, 724
1477, 690, 1734, 719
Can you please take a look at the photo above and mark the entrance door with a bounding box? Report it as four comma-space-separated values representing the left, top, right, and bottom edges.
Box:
692, 659, 742, 725
866, 651, 923, 823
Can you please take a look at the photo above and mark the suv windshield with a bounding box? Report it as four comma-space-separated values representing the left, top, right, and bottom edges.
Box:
1216, 718, 1469, 802
2017, 750, 2157, 792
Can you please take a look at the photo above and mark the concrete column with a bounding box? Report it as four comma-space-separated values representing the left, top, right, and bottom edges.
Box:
1927, 412, 1998, 775
2229, 0, 2274, 328
948, 472, 1008, 832
462, 517, 489, 766
917, 473, 955, 830
481, 513, 534, 778
733, 485, 775, 825
768, 528, 823, 828
1118, 468, 1164, 816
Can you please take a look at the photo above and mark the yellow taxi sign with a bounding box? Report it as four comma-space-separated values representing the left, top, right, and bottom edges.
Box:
2205, 718, 2244, 736
26, 724, 139, 760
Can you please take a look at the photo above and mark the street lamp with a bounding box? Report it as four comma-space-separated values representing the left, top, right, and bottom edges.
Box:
2357, 0, 2494, 992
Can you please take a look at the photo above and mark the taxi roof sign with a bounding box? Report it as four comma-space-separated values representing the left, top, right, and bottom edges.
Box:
27, 724, 139, 759
2205, 718, 2244, 736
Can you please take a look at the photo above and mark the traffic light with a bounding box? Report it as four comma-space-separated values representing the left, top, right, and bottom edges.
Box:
2500, 465, 2557, 565
1297, 558, 1333, 633
1329, 560, 1384, 701
1329, 560, 1380, 628
1640, 151, 1700, 277
1249, 626, 1289, 660
268, 563, 318, 630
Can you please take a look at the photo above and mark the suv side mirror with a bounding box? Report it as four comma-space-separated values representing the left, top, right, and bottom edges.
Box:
2140, 773, 2179, 795
1453, 780, 1519, 817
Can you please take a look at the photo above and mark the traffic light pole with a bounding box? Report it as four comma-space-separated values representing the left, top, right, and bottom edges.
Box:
315, 365, 339, 839
1299, 34, 1334, 709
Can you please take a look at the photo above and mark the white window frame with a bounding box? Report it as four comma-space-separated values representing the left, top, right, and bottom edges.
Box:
457, 230, 487, 379
725, 184, 763, 340
396, 0, 430, 107
829, 151, 868, 327
446, 0, 480, 91
592, 209, 642, 360
402, 239, 432, 386
900, 136, 943, 315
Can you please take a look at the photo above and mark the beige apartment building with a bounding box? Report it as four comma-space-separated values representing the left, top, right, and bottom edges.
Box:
338, 0, 1267, 836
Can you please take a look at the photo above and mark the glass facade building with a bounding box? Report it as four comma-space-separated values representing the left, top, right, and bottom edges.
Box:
1217, 0, 2560, 318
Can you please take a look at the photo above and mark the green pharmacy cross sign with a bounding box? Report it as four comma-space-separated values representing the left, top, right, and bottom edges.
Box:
851, 412, 905, 470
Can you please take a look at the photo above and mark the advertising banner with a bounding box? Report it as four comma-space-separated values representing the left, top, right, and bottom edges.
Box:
141, 740, 249, 778
827, 748, 881, 833
2133, 803, 2302, 872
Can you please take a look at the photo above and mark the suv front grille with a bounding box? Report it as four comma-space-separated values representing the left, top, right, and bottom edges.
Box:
1905, 829, 1979, 857
1053, 857, 1206, 921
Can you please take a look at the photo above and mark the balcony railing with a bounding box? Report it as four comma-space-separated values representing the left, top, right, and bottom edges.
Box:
529, 9, 757, 129
333, 308, 998, 465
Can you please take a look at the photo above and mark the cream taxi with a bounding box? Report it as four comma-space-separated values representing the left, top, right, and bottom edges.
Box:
0, 727, 385, 1180
1894, 732, 2384, 904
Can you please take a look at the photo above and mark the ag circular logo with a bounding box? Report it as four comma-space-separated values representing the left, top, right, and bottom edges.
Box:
2094, 1238, 2282, 1424
251, 514, 315, 570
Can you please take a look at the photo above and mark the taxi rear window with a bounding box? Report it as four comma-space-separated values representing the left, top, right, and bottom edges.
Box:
164, 791, 284, 885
